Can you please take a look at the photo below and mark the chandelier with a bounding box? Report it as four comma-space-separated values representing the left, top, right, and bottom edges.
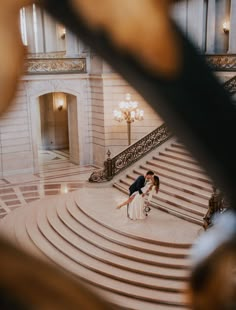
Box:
113, 93, 144, 145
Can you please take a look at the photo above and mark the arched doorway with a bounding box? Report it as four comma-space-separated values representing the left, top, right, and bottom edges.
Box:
35, 92, 79, 169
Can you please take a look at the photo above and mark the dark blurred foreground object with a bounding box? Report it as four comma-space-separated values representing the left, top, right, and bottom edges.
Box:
189, 223, 236, 310
0, 237, 112, 309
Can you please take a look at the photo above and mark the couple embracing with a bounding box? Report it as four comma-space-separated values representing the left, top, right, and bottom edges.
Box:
116, 171, 159, 220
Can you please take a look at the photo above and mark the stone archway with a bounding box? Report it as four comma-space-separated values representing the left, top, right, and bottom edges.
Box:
35, 91, 80, 171
25, 77, 91, 174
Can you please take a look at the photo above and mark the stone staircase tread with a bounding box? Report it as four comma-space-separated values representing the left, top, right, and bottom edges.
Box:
159, 184, 208, 208
135, 166, 212, 192
56, 201, 189, 279
165, 146, 192, 157
47, 203, 188, 290
30, 206, 187, 306
14, 205, 51, 262
171, 143, 187, 150
113, 183, 203, 227
142, 161, 211, 185
73, 190, 194, 249
154, 192, 205, 216
64, 198, 190, 269
117, 180, 206, 217
122, 176, 208, 208
153, 154, 206, 175
146, 159, 211, 184
127, 171, 211, 200
159, 150, 198, 165
86, 283, 187, 310
65, 196, 190, 256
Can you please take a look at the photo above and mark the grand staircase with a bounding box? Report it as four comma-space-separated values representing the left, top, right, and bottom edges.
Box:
113, 139, 213, 226
0, 183, 202, 309
0, 138, 211, 309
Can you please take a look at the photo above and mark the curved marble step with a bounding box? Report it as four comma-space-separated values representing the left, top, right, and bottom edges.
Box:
64, 198, 190, 258
65, 199, 189, 269
57, 201, 189, 280
14, 204, 50, 262
86, 283, 187, 310
31, 205, 188, 307
47, 202, 187, 292
73, 190, 193, 249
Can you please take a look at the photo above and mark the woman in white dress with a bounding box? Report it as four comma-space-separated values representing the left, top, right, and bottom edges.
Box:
116, 175, 160, 220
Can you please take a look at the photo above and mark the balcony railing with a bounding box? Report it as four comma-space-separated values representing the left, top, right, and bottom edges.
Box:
206, 54, 236, 72
24, 52, 86, 75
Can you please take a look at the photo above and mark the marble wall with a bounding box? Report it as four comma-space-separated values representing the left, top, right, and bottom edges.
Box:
0, 83, 34, 177
0, 69, 162, 176
172, 0, 235, 54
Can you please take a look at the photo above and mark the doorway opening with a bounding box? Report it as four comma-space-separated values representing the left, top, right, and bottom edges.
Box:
37, 92, 70, 166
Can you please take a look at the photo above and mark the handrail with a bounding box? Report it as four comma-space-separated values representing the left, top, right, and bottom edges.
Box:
89, 123, 172, 182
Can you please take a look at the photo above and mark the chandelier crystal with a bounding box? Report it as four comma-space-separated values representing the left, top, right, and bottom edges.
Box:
113, 93, 144, 145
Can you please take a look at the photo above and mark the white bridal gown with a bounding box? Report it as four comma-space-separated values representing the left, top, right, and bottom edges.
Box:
128, 183, 154, 220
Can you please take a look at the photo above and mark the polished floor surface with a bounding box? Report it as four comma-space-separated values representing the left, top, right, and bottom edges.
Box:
0, 150, 97, 218
0, 149, 203, 244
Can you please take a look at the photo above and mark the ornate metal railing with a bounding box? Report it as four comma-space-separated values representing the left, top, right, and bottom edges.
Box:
224, 75, 236, 94
206, 54, 236, 72
89, 123, 172, 182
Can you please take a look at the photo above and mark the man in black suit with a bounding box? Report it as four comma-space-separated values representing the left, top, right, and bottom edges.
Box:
129, 170, 154, 197
127, 170, 154, 218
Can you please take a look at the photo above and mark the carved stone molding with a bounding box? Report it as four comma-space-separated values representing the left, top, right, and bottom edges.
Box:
27, 52, 66, 59
25, 58, 86, 75
206, 55, 236, 72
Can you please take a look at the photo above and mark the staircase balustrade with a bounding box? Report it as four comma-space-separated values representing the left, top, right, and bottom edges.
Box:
89, 123, 172, 182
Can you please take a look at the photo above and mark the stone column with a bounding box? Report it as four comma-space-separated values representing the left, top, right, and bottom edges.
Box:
43, 11, 58, 52
24, 5, 35, 53
34, 5, 44, 53
206, 0, 216, 53
229, 0, 236, 52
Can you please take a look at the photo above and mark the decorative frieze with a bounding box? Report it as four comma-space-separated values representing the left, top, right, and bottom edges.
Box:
25, 57, 86, 75
206, 55, 236, 72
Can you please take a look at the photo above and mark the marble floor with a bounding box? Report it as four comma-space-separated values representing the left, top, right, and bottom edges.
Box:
0, 148, 204, 244
0, 150, 98, 218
